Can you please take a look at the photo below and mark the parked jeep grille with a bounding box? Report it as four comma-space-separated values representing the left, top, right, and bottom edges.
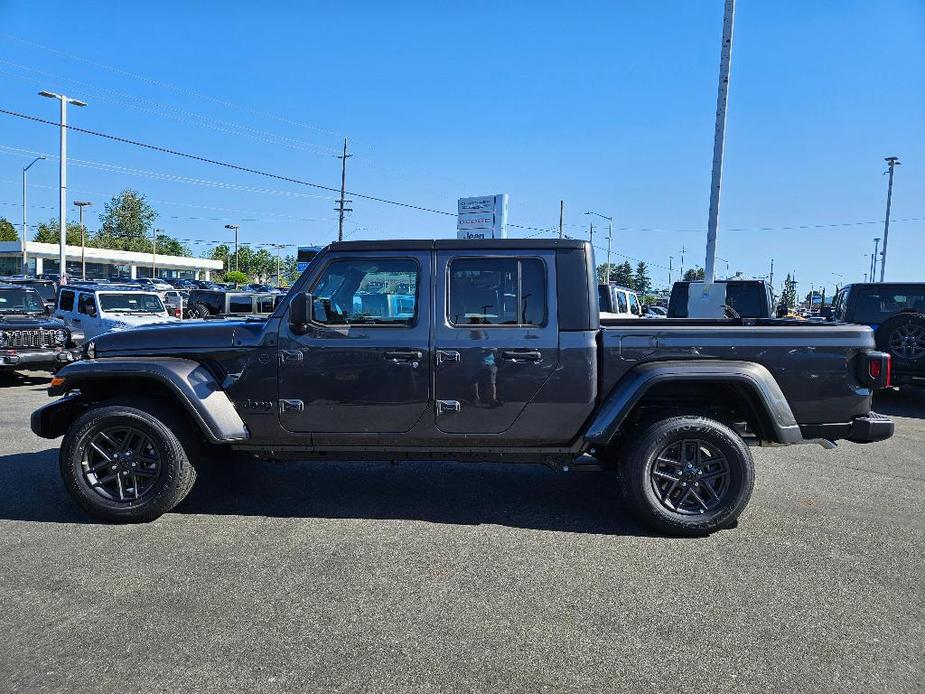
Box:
4, 329, 53, 348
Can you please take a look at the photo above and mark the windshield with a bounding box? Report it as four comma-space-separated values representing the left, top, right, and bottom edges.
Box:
0, 288, 45, 314
853, 285, 925, 324
98, 293, 166, 313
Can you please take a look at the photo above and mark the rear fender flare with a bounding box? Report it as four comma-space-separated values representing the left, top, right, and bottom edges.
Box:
584, 360, 801, 445
31, 357, 248, 443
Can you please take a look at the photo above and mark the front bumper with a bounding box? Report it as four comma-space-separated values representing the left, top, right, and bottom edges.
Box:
0, 348, 80, 370
847, 412, 895, 444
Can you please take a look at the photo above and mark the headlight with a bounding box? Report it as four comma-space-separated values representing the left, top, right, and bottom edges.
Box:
0, 332, 7, 348
54, 329, 68, 346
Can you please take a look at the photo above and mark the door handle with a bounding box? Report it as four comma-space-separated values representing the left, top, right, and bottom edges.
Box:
435, 349, 460, 366
436, 399, 461, 415
501, 349, 542, 363
279, 349, 304, 364
384, 350, 422, 362
72, 318, 81, 323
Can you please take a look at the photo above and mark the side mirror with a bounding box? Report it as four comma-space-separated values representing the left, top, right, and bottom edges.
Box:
289, 292, 312, 327
87, 304, 98, 317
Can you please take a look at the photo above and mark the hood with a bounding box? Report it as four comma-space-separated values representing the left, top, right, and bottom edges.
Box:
108, 314, 176, 328
92, 317, 267, 355
0, 314, 66, 329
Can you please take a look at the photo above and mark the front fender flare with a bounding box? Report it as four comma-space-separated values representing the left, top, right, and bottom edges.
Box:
584, 360, 801, 445
32, 357, 248, 443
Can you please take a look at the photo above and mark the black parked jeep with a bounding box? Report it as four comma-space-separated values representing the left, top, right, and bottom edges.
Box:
830, 283, 925, 387
0, 284, 80, 373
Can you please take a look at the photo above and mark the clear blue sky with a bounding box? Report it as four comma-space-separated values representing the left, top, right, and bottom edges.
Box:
1, 0, 923, 293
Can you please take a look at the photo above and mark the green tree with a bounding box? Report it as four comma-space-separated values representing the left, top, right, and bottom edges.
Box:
683, 266, 705, 282
99, 190, 157, 241
0, 217, 18, 241
633, 261, 651, 294
279, 254, 299, 286
596, 264, 611, 283
33, 219, 85, 245
611, 261, 634, 287
781, 273, 797, 308
224, 270, 248, 286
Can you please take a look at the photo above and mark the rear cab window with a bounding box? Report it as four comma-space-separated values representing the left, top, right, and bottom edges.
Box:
447, 257, 546, 326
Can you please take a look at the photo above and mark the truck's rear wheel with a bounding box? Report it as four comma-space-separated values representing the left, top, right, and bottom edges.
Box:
60, 404, 197, 523
621, 415, 754, 536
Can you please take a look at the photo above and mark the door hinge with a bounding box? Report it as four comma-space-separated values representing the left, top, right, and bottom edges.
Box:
279, 399, 304, 413
436, 399, 461, 415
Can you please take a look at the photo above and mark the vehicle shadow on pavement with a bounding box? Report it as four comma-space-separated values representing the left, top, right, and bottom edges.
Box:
0, 449, 654, 535
0, 449, 90, 524
0, 372, 53, 389
177, 457, 656, 536
874, 388, 925, 420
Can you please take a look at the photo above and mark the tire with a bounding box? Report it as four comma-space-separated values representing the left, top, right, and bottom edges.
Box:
59, 401, 198, 523
875, 312, 925, 371
192, 302, 212, 319
620, 415, 754, 536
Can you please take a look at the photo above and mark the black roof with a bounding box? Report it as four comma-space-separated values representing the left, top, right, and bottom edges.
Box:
842, 282, 925, 289
327, 238, 588, 252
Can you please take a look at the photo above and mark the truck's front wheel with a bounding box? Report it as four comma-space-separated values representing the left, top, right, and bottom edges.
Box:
621, 415, 754, 536
60, 404, 197, 523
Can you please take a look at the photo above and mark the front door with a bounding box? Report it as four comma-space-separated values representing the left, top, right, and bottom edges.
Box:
277, 251, 432, 435
433, 250, 559, 434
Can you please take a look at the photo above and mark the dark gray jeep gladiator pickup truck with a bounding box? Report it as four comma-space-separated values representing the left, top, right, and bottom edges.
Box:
32, 239, 894, 535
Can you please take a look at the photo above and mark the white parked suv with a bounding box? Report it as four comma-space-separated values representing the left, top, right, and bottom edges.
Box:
598, 283, 644, 319
54, 284, 177, 340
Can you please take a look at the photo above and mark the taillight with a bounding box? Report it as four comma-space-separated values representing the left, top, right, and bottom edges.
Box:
862, 352, 891, 389
174, 307, 182, 318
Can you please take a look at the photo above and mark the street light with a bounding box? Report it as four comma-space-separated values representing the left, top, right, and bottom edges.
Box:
879, 156, 900, 282
39, 90, 87, 283
225, 224, 240, 272
73, 201, 92, 279
716, 255, 730, 278
21, 156, 45, 275
585, 211, 613, 282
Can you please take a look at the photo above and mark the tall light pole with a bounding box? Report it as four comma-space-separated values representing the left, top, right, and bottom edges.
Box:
152, 228, 162, 278
716, 255, 730, 278
703, 0, 736, 285
268, 243, 288, 286
225, 224, 240, 272
870, 237, 880, 283
879, 156, 900, 282
74, 201, 91, 279
39, 91, 87, 283
585, 211, 613, 282
21, 156, 45, 275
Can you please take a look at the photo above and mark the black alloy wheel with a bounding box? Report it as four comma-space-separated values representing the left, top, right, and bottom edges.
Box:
81, 426, 163, 502
888, 323, 925, 361
649, 438, 731, 515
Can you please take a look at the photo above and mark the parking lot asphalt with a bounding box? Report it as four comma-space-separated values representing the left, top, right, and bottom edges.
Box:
0, 372, 922, 694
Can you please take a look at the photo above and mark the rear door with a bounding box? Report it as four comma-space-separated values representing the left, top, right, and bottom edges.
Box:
433, 250, 558, 434
277, 251, 432, 435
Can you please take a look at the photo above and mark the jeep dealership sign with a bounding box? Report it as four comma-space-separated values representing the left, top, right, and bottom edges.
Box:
457, 194, 508, 239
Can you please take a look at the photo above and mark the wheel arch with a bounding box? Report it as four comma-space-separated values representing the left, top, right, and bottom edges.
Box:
31, 357, 248, 443
584, 360, 801, 446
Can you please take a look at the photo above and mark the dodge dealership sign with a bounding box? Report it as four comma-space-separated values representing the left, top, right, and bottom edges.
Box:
457, 194, 508, 239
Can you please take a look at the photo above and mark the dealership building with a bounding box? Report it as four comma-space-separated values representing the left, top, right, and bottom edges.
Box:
0, 241, 224, 280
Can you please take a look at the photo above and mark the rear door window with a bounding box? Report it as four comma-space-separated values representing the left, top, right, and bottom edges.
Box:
448, 257, 546, 326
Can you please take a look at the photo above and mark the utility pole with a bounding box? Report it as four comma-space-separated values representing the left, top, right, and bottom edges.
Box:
769, 258, 774, 290
879, 156, 900, 282
21, 156, 44, 275
335, 138, 352, 242
588, 222, 594, 245
668, 256, 673, 286
267, 243, 287, 285
870, 238, 880, 282
74, 201, 91, 279
679, 246, 686, 278
152, 227, 162, 278
586, 211, 613, 284
558, 200, 564, 239
703, 0, 736, 285
225, 224, 240, 272
39, 90, 87, 283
